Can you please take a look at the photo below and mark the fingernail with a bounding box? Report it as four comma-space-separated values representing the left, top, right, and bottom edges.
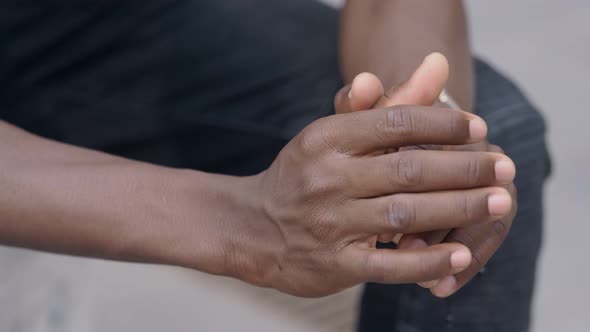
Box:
399, 238, 427, 250
469, 118, 488, 141
495, 160, 516, 183
431, 276, 457, 298
488, 193, 512, 217
348, 85, 354, 99
450, 249, 471, 270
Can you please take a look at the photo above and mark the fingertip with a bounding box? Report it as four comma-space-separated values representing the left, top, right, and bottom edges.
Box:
488, 189, 513, 217
495, 159, 516, 183
350, 72, 384, 111
352, 72, 383, 91
394, 52, 449, 106
423, 53, 450, 85
431, 275, 458, 298
469, 117, 488, 141
350, 73, 376, 99
450, 248, 472, 272
423, 52, 450, 73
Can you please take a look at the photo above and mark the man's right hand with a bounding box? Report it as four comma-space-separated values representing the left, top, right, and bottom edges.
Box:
233, 104, 515, 297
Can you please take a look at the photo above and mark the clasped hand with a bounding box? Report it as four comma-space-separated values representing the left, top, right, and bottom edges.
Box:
236, 55, 515, 298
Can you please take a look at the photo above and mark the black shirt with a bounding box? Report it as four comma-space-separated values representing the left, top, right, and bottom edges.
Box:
0, 1, 340, 173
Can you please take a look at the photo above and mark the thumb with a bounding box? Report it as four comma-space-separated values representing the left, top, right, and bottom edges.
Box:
375, 52, 450, 108
334, 72, 384, 114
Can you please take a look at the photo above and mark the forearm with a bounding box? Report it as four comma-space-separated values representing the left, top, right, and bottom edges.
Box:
0, 121, 262, 277
340, 0, 473, 110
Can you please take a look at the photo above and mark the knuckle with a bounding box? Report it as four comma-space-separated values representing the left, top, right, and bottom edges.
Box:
296, 127, 321, 157
457, 194, 475, 221
448, 113, 465, 139
389, 153, 424, 188
300, 169, 340, 197
416, 255, 429, 277
304, 207, 330, 230
448, 232, 483, 267
470, 247, 486, 270
298, 165, 322, 193
366, 250, 398, 283
365, 251, 387, 283
297, 119, 339, 156
448, 231, 476, 252
388, 196, 416, 231
385, 106, 418, 138
465, 157, 484, 186
417, 253, 444, 279
492, 218, 511, 240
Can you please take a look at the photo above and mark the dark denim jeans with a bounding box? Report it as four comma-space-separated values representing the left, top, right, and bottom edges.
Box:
1, 1, 550, 331
357, 59, 550, 331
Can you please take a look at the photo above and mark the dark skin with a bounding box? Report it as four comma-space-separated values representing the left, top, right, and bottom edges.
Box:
0, 104, 513, 298
339, 0, 517, 297
335, 65, 517, 297
0, 1, 515, 298
340, 0, 473, 110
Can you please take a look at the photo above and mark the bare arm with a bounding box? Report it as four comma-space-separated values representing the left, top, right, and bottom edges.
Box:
0, 106, 511, 297
0, 120, 256, 277
340, 0, 474, 110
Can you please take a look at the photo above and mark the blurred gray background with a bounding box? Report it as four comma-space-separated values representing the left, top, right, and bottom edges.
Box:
0, 1, 587, 331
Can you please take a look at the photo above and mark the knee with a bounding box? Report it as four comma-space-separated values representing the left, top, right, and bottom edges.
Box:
473, 60, 548, 263
473, 59, 551, 181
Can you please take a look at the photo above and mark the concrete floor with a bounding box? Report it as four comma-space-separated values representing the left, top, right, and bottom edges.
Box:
1, 1, 588, 331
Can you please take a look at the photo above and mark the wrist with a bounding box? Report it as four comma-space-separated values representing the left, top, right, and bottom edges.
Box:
155, 169, 278, 286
